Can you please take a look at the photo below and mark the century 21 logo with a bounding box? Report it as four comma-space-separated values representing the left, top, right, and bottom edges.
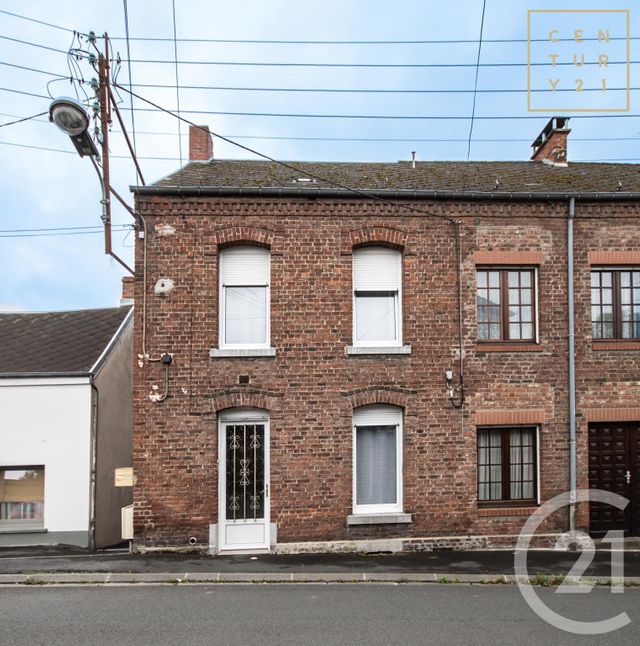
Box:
547, 28, 612, 94
527, 10, 630, 113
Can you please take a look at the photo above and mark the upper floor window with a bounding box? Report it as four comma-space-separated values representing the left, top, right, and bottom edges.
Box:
591, 269, 640, 340
219, 246, 270, 349
476, 268, 536, 342
352, 247, 402, 346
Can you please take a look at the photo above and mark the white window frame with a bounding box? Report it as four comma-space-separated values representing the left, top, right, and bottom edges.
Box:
352, 247, 402, 348
352, 405, 403, 515
219, 246, 270, 350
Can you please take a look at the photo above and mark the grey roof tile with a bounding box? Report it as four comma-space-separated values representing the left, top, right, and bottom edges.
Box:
146, 160, 640, 193
0, 307, 131, 375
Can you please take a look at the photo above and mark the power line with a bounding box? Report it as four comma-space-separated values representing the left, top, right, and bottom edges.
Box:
169, 0, 183, 171
2, 59, 637, 94
1, 138, 638, 164
0, 227, 131, 239
116, 56, 636, 68
115, 105, 640, 120
0, 140, 179, 159
1, 32, 637, 67
0, 86, 50, 100
106, 35, 640, 45
0, 225, 130, 233
0, 111, 48, 128
122, 1, 140, 183
1, 8, 636, 47
0, 60, 70, 79
0, 34, 68, 55
465, 0, 487, 163
0, 110, 638, 144
117, 81, 640, 95
0, 9, 78, 34
112, 85, 454, 224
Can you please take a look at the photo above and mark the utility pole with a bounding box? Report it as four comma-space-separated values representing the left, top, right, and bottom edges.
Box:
98, 33, 112, 258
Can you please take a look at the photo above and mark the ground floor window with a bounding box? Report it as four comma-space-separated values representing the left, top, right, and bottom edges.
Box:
477, 428, 537, 504
353, 405, 403, 514
0, 467, 44, 529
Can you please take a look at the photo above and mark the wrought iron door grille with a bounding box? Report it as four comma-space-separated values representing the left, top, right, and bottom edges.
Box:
226, 424, 265, 520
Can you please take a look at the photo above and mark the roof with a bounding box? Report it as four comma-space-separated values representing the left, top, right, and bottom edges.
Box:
0, 307, 132, 376
142, 160, 640, 195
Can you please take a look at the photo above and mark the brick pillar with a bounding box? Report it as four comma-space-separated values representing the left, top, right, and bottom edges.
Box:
121, 276, 134, 305
189, 125, 214, 161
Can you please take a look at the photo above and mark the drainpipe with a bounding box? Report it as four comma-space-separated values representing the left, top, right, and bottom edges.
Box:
567, 197, 577, 534
89, 383, 99, 551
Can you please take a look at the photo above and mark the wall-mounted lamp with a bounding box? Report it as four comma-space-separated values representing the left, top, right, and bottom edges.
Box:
445, 369, 464, 409
49, 96, 99, 158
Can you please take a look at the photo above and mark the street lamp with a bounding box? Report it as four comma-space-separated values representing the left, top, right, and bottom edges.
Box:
49, 97, 99, 158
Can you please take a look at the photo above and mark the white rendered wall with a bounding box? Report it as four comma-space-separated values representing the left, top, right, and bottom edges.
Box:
0, 378, 92, 533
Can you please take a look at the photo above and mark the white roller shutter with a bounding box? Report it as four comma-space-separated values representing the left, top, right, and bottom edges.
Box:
353, 404, 403, 427
220, 246, 270, 286
353, 247, 401, 291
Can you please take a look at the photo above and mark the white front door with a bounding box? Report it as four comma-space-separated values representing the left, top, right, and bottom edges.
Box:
218, 409, 270, 552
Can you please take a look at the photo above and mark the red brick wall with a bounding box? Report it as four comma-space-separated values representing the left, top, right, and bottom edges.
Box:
131, 195, 640, 547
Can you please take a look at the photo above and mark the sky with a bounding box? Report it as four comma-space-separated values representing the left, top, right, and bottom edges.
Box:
0, 0, 638, 312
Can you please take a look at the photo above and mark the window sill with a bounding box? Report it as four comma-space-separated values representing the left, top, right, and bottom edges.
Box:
477, 506, 539, 518
0, 527, 47, 534
210, 347, 276, 358
592, 340, 640, 351
476, 343, 543, 353
347, 513, 412, 526
345, 344, 412, 356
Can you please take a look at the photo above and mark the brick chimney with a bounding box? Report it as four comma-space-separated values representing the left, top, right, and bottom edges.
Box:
121, 276, 134, 306
530, 117, 570, 166
189, 125, 214, 161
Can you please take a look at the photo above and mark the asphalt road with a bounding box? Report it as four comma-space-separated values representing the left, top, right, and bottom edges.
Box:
2, 584, 639, 646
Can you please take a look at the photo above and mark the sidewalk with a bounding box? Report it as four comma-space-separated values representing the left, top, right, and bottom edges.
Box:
1, 546, 639, 585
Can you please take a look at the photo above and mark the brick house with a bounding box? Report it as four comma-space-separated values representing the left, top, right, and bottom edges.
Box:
131, 118, 640, 553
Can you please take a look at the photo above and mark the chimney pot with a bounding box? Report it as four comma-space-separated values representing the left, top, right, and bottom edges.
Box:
531, 116, 570, 166
121, 276, 134, 306
189, 125, 214, 161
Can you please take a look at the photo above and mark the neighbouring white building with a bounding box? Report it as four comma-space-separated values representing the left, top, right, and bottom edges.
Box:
0, 305, 133, 548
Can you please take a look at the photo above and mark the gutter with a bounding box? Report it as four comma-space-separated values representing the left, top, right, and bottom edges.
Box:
130, 185, 640, 202
0, 372, 91, 379
567, 198, 577, 534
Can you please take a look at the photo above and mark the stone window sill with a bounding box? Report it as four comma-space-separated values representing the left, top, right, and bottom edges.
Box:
345, 345, 412, 356
477, 506, 539, 518
346, 513, 412, 526
0, 527, 47, 534
476, 343, 543, 353
592, 340, 640, 351
210, 347, 276, 358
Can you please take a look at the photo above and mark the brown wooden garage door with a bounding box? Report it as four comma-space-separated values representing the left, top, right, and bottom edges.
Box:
588, 422, 640, 536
